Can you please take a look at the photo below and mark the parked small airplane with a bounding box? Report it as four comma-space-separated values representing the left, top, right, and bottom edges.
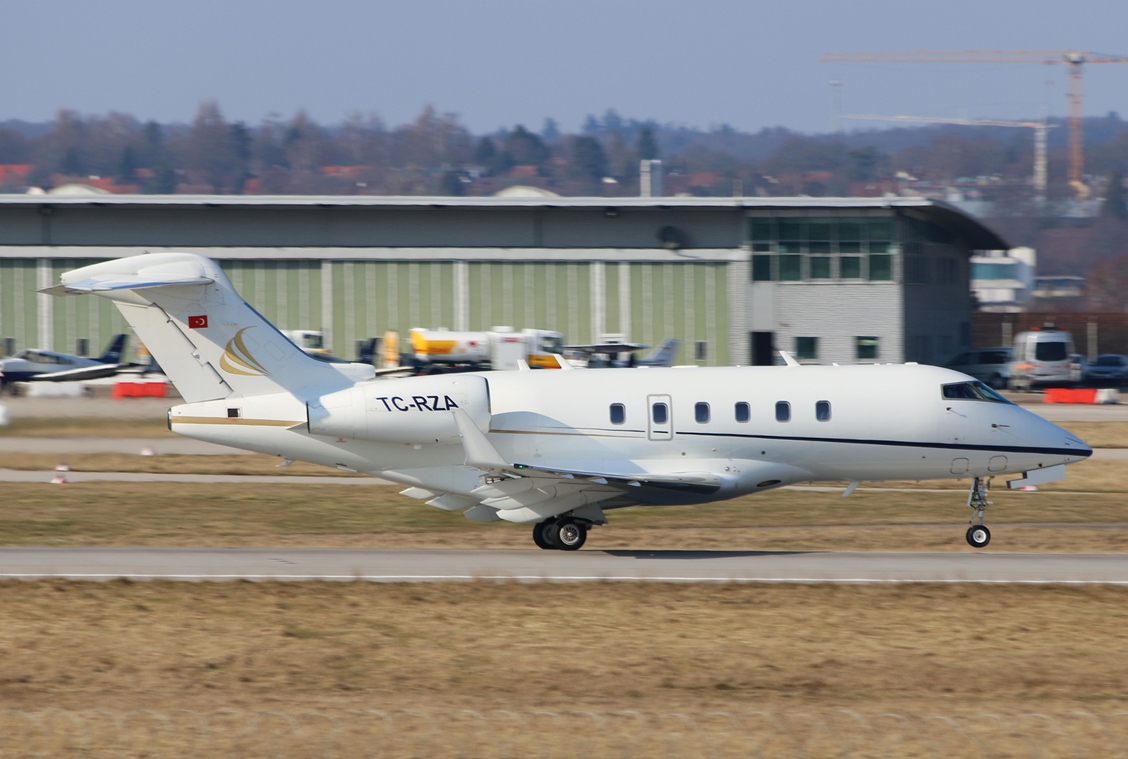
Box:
43, 253, 1092, 550
566, 338, 680, 368
0, 334, 131, 391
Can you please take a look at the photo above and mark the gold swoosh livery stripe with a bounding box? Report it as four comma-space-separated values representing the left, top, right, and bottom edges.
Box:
219, 327, 270, 376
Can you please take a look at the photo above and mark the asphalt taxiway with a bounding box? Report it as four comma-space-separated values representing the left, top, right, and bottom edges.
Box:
2, 547, 1127, 584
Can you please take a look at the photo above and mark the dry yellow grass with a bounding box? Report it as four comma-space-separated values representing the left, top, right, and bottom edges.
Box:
1, 480, 1126, 552
1, 581, 1127, 757
1058, 420, 1128, 448
1, 417, 1126, 755
0, 416, 173, 438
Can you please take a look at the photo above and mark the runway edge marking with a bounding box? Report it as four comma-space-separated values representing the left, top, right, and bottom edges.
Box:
1, 573, 1128, 585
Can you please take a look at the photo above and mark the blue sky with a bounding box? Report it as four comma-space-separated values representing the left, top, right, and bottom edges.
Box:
4, 0, 1128, 133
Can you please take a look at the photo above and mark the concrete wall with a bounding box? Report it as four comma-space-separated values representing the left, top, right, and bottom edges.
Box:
773, 283, 904, 364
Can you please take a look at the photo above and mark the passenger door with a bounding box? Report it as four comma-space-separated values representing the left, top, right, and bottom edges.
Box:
647, 394, 672, 441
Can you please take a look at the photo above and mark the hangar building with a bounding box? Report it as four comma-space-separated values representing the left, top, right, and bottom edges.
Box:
0, 195, 1006, 367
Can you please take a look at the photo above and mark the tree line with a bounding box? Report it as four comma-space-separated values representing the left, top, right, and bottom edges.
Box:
5, 102, 1128, 300
3, 102, 1128, 201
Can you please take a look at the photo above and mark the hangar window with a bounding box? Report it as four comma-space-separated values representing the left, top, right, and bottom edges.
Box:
779, 255, 803, 281
795, 337, 818, 360
609, 403, 626, 425
751, 254, 773, 281
775, 401, 791, 422
816, 400, 832, 421
694, 402, 710, 423
745, 214, 900, 283
856, 336, 880, 360
735, 402, 750, 423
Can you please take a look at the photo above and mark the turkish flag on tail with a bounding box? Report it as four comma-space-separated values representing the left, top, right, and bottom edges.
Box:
188, 315, 208, 329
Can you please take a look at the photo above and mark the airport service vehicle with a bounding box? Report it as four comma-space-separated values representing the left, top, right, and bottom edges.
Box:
1085, 354, 1128, 386
44, 253, 1092, 550
944, 347, 1012, 390
1008, 328, 1075, 390
282, 330, 329, 355
408, 327, 564, 371
0, 334, 130, 391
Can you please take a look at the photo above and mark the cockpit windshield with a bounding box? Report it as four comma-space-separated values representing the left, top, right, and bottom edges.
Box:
941, 381, 1014, 404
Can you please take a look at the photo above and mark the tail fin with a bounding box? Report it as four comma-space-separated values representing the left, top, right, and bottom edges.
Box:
97, 334, 129, 364
43, 253, 373, 403
638, 338, 680, 367
357, 337, 379, 365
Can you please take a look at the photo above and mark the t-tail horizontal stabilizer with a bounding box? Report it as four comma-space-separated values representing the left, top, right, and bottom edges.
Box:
44, 253, 374, 403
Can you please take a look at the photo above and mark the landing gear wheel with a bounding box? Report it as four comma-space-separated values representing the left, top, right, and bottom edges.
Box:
966, 525, 991, 548
965, 476, 993, 548
532, 519, 558, 550
552, 518, 588, 551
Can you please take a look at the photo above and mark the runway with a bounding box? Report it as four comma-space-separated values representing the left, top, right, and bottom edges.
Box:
3, 547, 1128, 584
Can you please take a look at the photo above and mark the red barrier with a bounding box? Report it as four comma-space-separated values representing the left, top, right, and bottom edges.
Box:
111, 382, 168, 399
1044, 387, 1098, 404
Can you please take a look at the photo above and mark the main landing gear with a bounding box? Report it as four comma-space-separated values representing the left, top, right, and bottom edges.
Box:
966, 476, 992, 548
533, 517, 589, 551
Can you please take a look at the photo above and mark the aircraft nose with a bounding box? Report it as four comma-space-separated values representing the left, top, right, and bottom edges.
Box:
1066, 435, 1093, 459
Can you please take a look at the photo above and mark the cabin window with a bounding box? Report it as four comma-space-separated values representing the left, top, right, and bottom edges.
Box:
695, 402, 710, 423
652, 402, 669, 425
609, 403, 626, 425
227, 408, 241, 419
816, 400, 831, 421
775, 401, 791, 422
735, 402, 750, 423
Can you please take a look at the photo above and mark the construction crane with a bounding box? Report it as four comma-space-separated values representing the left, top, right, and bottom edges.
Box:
820, 50, 1128, 196
839, 113, 1054, 201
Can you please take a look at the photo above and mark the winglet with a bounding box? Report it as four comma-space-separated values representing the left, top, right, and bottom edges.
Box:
778, 350, 800, 367
451, 407, 509, 471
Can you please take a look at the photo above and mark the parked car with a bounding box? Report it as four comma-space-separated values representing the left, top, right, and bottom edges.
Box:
1009, 328, 1075, 390
1069, 354, 1087, 385
1085, 354, 1128, 386
945, 347, 1012, 389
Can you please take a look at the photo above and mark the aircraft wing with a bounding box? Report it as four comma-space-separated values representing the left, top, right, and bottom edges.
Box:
442, 407, 728, 523
563, 342, 648, 354
28, 363, 131, 382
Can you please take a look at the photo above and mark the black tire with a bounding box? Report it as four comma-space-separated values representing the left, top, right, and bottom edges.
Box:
966, 525, 991, 548
532, 520, 558, 550
552, 518, 587, 551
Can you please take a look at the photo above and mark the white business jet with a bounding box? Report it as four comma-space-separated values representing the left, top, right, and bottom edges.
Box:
44, 253, 1092, 551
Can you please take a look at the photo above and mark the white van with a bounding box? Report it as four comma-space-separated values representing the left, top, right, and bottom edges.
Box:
1008, 328, 1075, 390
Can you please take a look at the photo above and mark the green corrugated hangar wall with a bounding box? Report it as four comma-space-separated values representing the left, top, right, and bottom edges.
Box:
3, 258, 731, 366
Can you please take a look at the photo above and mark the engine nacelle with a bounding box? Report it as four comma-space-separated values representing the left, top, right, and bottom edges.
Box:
307, 374, 491, 445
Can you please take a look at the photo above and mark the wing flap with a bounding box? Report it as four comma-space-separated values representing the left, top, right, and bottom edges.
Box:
512, 462, 726, 495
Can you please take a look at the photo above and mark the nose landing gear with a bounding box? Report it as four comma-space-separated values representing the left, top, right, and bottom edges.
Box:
966, 476, 992, 548
532, 517, 589, 551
